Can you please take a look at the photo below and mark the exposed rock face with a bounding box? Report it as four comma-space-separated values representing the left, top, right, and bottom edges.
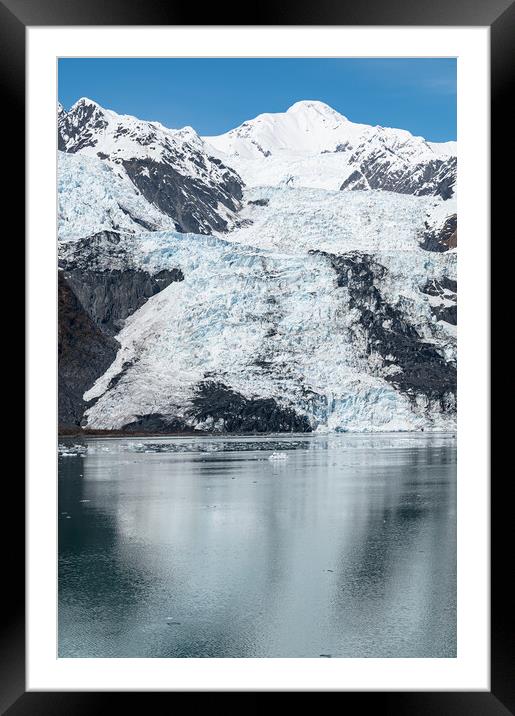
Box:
420, 214, 457, 252
192, 382, 312, 433
119, 382, 313, 434
339, 170, 368, 192
58, 272, 119, 428
59, 230, 184, 333
63, 267, 183, 335
430, 303, 457, 326
59, 230, 132, 270
340, 156, 456, 200
122, 157, 242, 235
58, 99, 108, 153
421, 276, 457, 326
316, 251, 456, 411
121, 414, 190, 433
422, 276, 457, 295
247, 198, 269, 207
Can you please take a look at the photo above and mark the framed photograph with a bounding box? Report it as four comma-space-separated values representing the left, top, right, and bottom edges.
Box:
7, 0, 507, 710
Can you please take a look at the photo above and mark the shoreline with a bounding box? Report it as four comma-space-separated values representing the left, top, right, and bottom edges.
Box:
58, 427, 210, 438
58, 428, 457, 439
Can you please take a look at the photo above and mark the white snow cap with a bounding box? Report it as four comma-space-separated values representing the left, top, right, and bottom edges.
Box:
204, 99, 365, 162
286, 99, 349, 121
69, 96, 103, 110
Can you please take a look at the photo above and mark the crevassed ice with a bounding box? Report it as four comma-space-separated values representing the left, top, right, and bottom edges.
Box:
224, 186, 452, 254
83, 190, 456, 433
58, 152, 176, 240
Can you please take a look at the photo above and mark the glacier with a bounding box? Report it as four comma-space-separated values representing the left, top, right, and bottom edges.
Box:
80, 188, 456, 433
58, 152, 177, 240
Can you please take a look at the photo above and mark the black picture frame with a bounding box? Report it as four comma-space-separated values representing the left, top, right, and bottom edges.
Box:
6, 0, 507, 710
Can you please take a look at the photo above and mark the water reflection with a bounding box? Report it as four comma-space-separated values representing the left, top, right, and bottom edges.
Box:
58, 433, 456, 657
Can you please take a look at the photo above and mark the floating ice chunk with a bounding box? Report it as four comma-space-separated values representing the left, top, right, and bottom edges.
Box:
58, 443, 87, 456
268, 451, 289, 461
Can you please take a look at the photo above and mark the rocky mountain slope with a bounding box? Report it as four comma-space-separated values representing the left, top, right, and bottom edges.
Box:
58, 98, 245, 235
58, 271, 119, 429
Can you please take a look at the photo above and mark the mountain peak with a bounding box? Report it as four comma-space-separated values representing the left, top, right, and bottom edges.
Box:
70, 97, 103, 112
286, 100, 347, 121
205, 99, 358, 160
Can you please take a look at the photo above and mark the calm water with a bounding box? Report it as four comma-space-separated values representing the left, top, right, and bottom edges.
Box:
58, 433, 456, 658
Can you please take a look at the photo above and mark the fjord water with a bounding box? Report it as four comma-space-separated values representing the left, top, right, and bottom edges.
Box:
58, 433, 456, 658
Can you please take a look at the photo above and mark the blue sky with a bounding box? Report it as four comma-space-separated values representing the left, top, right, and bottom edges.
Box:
58, 58, 456, 142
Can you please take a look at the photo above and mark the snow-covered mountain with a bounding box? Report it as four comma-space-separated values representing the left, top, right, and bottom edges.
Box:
58, 98, 457, 433
58, 98, 245, 235
204, 100, 456, 198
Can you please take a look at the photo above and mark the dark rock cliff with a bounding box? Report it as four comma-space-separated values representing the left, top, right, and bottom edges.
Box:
58, 272, 119, 429
122, 157, 243, 235
421, 276, 457, 326
191, 381, 312, 433
121, 414, 190, 434
63, 267, 183, 335
118, 382, 313, 434
420, 214, 457, 252
340, 156, 456, 200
